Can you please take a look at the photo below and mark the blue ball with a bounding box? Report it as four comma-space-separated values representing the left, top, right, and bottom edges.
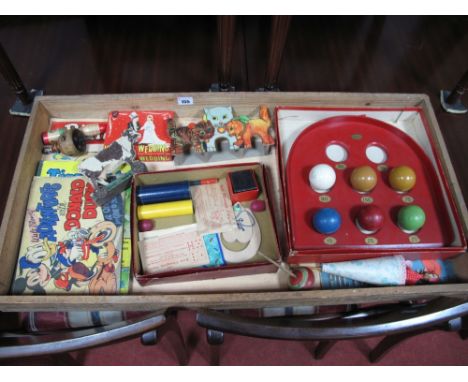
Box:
312, 208, 342, 234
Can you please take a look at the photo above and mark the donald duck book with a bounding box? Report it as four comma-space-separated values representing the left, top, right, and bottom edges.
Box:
11, 176, 124, 295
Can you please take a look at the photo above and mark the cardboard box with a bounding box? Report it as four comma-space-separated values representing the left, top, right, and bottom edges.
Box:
132, 163, 281, 285
275, 106, 467, 263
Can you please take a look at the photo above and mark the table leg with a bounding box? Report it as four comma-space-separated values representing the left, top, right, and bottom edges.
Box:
0, 42, 43, 116
440, 70, 468, 114
211, 16, 236, 92
260, 16, 292, 91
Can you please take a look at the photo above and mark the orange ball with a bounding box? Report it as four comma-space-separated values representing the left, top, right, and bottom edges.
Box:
350, 166, 377, 193
389, 165, 416, 192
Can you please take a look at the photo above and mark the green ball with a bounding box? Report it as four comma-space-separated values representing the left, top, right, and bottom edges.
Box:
398, 205, 426, 233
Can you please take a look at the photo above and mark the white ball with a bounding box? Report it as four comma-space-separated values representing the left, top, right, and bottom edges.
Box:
309, 164, 336, 193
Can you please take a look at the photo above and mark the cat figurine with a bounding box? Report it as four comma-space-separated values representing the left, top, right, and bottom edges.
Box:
224, 105, 275, 149
203, 106, 238, 151
168, 121, 215, 154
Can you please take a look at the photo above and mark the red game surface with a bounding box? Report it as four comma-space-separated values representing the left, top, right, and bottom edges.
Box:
284, 115, 456, 253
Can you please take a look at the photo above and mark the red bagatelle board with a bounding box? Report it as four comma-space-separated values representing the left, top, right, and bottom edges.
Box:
277, 112, 466, 263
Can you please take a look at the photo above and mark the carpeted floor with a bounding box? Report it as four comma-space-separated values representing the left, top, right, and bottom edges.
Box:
2, 310, 468, 365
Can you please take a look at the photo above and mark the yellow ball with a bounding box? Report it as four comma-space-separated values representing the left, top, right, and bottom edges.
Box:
389, 165, 416, 192
350, 166, 377, 193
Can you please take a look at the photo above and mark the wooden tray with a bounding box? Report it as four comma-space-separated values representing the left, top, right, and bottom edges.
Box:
1, 92, 468, 312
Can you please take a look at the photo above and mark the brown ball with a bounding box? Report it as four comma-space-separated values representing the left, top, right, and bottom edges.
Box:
389, 165, 416, 192
350, 166, 377, 192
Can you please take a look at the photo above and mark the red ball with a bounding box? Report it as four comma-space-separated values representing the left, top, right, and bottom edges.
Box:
356, 205, 384, 233
250, 199, 266, 212
138, 219, 154, 232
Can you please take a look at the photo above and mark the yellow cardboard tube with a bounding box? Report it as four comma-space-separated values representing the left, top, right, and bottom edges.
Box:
137, 200, 193, 220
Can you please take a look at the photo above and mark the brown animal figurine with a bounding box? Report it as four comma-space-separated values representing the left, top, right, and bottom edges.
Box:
225, 106, 275, 149
169, 121, 215, 154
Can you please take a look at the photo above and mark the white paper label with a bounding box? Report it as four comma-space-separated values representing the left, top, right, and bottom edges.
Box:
177, 96, 194, 105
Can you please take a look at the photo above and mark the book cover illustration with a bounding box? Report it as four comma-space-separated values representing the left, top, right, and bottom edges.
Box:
41, 152, 96, 162
11, 176, 124, 295
119, 188, 132, 294
37, 160, 82, 177
106, 111, 175, 161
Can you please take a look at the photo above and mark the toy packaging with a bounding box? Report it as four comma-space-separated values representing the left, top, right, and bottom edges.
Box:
11, 176, 124, 295
275, 107, 466, 264
106, 110, 175, 161
132, 163, 282, 284
288, 257, 458, 290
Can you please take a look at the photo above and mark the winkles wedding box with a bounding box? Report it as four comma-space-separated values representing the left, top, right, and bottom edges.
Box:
1, 92, 468, 312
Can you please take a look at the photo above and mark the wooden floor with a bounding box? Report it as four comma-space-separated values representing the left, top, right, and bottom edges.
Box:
0, 15, 467, 222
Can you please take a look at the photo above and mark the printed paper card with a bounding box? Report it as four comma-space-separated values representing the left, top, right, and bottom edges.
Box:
191, 179, 237, 234
139, 225, 225, 274
106, 110, 175, 161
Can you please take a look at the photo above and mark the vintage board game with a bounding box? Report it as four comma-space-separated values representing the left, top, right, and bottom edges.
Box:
132, 163, 282, 285
275, 107, 466, 264
10, 176, 124, 295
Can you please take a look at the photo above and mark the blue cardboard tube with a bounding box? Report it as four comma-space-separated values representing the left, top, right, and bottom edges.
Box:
136, 181, 191, 205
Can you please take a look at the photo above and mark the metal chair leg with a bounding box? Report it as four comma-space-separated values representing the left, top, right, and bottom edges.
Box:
140, 311, 188, 366
206, 328, 224, 366
314, 340, 337, 360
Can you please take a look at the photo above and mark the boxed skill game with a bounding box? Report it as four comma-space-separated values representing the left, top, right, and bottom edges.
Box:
275, 107, 466, 264
131, 163, 281, 285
